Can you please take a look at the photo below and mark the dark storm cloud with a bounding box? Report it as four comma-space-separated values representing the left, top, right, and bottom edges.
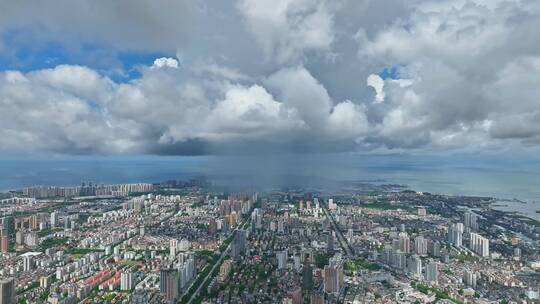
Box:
0, 0, 197, 52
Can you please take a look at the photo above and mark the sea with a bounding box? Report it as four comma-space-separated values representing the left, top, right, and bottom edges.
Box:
0, 153, 539, 220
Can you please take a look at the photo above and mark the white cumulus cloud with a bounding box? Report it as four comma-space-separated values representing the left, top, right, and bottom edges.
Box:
152, 57, 179, 69
366, 74, 385, 103
236, 0, 336, 64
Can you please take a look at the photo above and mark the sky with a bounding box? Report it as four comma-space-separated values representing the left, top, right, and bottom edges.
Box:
1, 0, 540, 157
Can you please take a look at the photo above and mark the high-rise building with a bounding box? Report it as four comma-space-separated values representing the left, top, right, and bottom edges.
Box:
0, 235, 8, 253
25, 232, 37, 247
178, 239, 191, 252
50, 212, 57, 227
464, 212, 479, 231
219, 200, 231, 216
323, 259, 343, 294
448, 223, 463, 247
133, 200, 143, 213
1, 217, 15, 237
431, 241, 441, 257
64, 216, 70, 231
277, 220, 285, 234
170, 239, 178, 257
414, 236, 428, 255
391, 250, 407, 269
399, 233, 411, 254
470, 233, 489, 257
230, 243, 240, 260
277, 250, 288, 270
302, 264, 314, 291
326, 233, 334, 254
29, 215, 38, 230
120, 271, 134, 291
293, 255, 301, 271
456, 223, 464, 233
253, 208, 263, 229
219, 260, 232, 283
23, 255, 34, 271
39, 276, 49, 288
463, 270, 478, 287
417, 208, 427, 216
0, 277, 15, 304
178, 257, 195, 289
15, 231, 23, 246
139, 225, 145, 236
160, 268, 179, 303
235, 230, 247, 255
425, 261, 438, 284
392, 239, 400, 251
328, 198, 337, 210
407, 255, 422, 279
310, 292, 324, 304
208, 219, 217, 235
269, 221, 276, 232
290, 287, 302, 304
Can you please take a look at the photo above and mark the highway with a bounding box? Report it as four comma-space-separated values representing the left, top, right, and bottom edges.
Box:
185, 217, 251, 304
321, 201, 354, 257
184, 242, 230, 303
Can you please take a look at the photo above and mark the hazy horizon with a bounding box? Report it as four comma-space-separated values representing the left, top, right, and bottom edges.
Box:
2, 152, 539, 199
1, 1, 540, 217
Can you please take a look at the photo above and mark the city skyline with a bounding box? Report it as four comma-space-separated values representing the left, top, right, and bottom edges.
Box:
1, 181, 538, 303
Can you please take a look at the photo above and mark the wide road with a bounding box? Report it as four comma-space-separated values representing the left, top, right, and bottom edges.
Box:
321, 201, 354, 257
185, 217, 251, 304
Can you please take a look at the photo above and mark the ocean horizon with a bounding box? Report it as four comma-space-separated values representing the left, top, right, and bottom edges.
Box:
1, 154, 539, 220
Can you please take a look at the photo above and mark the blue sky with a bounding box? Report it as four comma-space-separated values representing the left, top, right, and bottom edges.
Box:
0, 31, 171, 82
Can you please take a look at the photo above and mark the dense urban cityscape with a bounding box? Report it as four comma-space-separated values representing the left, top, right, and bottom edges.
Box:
0, 179, 538, 304
2, 0, 540, 303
